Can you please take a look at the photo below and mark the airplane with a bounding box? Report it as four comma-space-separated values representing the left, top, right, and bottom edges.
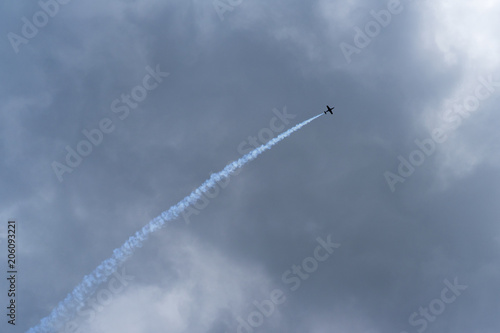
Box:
324, 105, 335, 114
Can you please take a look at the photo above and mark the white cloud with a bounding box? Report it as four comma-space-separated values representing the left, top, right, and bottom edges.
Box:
415, 1, 500, 184
425, 0, 500, 70
83, 231, 277, 333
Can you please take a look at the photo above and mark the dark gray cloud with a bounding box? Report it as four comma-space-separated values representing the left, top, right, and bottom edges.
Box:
1, 0, 500, 332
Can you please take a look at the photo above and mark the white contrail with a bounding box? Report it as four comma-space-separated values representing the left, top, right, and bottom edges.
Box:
27, 113, 323, 333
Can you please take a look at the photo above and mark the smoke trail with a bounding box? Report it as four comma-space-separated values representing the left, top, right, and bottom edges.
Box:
28, 113, 323, 333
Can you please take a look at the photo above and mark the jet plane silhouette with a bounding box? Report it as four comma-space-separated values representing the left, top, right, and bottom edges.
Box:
324, 105, 334, 114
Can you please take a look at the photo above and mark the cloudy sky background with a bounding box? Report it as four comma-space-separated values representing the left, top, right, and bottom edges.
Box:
1, 0, 500, 332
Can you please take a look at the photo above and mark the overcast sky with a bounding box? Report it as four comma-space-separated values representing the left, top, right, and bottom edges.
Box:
1, 0, 500, 332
